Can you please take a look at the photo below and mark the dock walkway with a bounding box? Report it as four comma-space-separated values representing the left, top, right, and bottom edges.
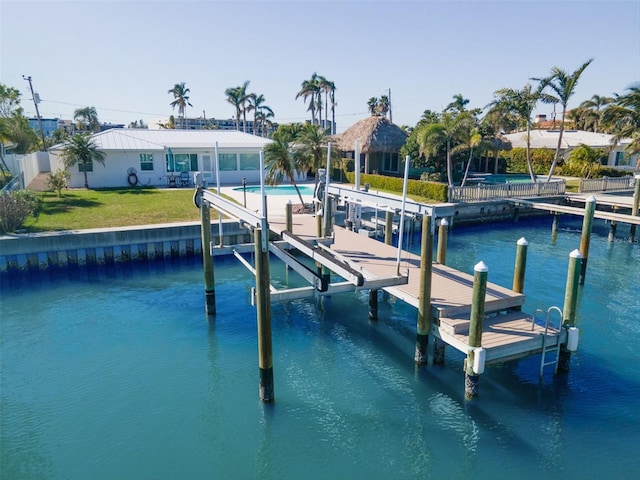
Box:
269, 214, 562, 366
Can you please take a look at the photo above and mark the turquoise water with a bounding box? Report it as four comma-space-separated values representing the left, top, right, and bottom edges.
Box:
233, 185, 314, 195
1, 217, 639, 479
469, 174, 539, 184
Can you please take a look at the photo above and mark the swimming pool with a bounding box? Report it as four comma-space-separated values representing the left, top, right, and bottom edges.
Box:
232, 184, 315, 196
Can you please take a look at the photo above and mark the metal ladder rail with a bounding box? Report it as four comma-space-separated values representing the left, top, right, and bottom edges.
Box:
539, 306, 563, 379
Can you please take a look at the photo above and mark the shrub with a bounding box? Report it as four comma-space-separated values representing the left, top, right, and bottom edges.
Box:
0, 190, 40, 234
344, 172, 448, 202
505, 148, 555, 174
46, 169, 71, 197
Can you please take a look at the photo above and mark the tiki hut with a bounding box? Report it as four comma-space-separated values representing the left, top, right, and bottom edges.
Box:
333, 116, 408, 175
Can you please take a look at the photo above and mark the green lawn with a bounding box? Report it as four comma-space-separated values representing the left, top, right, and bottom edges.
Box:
24, 187, 217, 232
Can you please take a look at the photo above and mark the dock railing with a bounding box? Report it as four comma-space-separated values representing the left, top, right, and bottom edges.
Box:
579, 175, 634, 193
449, 179, 566, 203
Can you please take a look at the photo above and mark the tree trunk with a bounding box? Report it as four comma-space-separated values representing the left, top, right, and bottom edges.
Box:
526, 122, 536, 182
289, 172, 305, 206
546, 107, 567, 182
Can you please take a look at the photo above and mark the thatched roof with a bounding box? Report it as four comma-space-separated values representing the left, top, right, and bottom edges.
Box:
332, 116, 408, 154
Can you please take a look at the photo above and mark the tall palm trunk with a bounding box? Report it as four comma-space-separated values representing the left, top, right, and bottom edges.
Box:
526, 122, 536, 182
546, 107, 566, 182
289, 172, 305, 206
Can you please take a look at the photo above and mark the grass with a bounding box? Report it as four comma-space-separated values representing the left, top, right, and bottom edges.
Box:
23, 187, 217, 232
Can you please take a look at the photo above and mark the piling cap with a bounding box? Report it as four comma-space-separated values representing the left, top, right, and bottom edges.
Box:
440, 218, 449, 226
586, 195, 597, 203
570, 249, 583, 259
287, 200, 292, 204
474, 261, 488, 272
517, 237, 528, 246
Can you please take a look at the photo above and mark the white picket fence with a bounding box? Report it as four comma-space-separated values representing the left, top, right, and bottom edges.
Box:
449, 180, 566, 203
579, 176, 634, 193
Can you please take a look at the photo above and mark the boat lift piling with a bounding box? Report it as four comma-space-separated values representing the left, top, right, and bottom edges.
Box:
415, 214, 433, 365
579, 196, 596, 285
464, 261, 488, 400
631, 175, 640, 242
436, 218, 449, 264
559, 249, 582, 372
512, 237, 528, 296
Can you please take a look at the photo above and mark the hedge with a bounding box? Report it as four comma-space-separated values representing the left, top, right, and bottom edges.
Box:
344, 172, 448, 202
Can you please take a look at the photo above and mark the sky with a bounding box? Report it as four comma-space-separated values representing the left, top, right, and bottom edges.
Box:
1, 0, 639, 133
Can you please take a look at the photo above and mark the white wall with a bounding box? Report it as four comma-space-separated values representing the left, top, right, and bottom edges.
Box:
49, 148, 302, 188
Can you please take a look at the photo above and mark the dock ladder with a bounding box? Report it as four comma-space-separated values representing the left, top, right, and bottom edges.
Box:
533, 306, 563, 379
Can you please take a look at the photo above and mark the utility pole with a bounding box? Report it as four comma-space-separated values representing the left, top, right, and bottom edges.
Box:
23, 75, 47, 151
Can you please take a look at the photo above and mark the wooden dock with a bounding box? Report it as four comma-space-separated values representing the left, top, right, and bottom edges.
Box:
269, 213, 562, 366
513, 198, 640, 225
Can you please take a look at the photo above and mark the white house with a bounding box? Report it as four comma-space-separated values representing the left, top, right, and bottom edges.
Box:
502, 130, 638, 172
48, 129, 285, 188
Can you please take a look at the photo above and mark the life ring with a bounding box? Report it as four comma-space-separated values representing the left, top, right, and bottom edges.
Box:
127, 172, 139, 186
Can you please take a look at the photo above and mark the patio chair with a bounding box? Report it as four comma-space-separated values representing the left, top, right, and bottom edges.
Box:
179, 171, 190, 187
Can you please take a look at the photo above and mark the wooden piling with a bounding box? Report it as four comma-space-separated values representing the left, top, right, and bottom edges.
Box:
316, 212, 323, 238
200, 200, 216, 315
385, 210, 393, 245
323, 197, 332, 237
630, 175, 639, 242
512, 237, 528, 294
578, 197, 595, 285
285, 200, 293, 233
436, 218, 449, 264
465, 261, 488, 400
551, 212, 559, 244
368, 290, 378, 321
415, 215, 433, 365
254, 228, 274, 402
559, 249, 582, 373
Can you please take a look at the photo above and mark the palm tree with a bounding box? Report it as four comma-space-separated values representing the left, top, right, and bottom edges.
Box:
487, 83, 551, 182
417, 111, 474, 188
168, 83, 192, 129
445, 94, 470, 114
59, 132, 106, 188
263, 128, 307, 205
73, 106, 100, 132
602, 83, 640, 158
459, 127, 483, 187
296, 123, 336, 189
249, 93, 273, 136
296, 73, 320, 124
225, 81, 250, 131
579, 94, 614, 133
532, 58, 593, 181
367, 97, 379, 116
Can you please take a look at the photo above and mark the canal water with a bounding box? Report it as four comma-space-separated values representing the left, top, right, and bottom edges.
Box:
1, 216, 638, 479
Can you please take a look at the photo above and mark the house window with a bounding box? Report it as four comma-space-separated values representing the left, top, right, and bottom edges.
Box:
78, 159, 93, 172
382, 152, 399, 173
240, 153, 260, 171
140, 153, 154, 171
219, 153, 238, 171
174, 153, 198, 172
615, 151, 630, 166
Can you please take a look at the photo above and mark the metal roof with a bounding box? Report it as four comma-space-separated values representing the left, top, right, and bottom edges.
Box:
502, 130, 625, 150
51, 129, 273, 151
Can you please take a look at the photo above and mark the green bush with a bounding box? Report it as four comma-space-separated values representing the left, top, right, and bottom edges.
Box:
344, 172, 448, 202
0, 190, 40, 234
46, 169, 71, 197
505, 148, 555, 174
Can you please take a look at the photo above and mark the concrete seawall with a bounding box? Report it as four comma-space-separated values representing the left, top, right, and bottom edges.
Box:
0, 199, 558, 273
0, 220, 251, 273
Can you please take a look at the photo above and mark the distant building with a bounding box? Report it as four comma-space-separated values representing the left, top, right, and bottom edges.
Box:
28, 118, 125, 137
149, 117, 277, 137
502, 129, 638, 171
27, 118, 65, 137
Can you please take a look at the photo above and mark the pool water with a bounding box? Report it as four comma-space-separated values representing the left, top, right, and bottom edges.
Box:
233, 184, 315, 195
1, 216, 638, 479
